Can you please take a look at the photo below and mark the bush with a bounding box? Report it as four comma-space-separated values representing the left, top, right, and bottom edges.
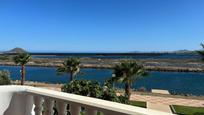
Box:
101, 85, 119, 102
62, 80, 129, 104
118, 96, 129, 104
0, 70, 11, 85
62, 80, 102, 98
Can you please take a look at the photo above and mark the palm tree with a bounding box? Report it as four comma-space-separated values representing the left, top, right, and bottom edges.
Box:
57, 58, 80, 82
198, 43, 204, 61
111, 60, 147, 99
13, 53, 31, 85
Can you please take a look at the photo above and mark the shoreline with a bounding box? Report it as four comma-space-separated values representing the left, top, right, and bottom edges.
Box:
1, 63, 204, 73
1, 55, 204, 72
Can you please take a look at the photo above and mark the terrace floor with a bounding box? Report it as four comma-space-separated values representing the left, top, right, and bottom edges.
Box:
131, 94, 204, 107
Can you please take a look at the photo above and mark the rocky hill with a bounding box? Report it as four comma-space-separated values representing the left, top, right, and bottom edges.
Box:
4, 48, 28, 54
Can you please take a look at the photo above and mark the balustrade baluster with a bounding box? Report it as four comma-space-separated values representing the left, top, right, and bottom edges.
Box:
57, 100, 67, 115
85, 107, 97, 115
34, 96, 43, 115
44, 97, 54, 115
70, 104, 80, 115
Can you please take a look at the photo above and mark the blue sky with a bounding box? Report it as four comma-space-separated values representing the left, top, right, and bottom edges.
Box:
0, 0, 204, 52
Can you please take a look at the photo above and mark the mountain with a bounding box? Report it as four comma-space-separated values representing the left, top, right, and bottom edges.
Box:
4, 48, 28, 54
130, 50, 196, 54
171, 50, 197, 54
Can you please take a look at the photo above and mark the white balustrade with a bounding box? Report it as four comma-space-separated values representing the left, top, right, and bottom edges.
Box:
56, 100, 67, 115
34, 96, 43, 115
0, 86, 174, 115
44, 97, 54, 115
85, 107, 97, 115
70, 103, 81, 115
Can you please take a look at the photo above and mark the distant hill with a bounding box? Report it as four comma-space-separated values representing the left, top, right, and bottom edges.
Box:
171, 50, 197, 54
4, 48, 28, 54
131, 50, 197, 54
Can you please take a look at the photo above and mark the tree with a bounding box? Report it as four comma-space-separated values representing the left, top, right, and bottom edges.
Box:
13, 53, 31, 85
198, 43, 204, 61
110, 60, 147, 100
57, 58, 80, 82
0, 70, 11, 85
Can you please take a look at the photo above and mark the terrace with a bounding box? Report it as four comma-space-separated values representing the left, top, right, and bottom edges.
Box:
0, 85, 173, 115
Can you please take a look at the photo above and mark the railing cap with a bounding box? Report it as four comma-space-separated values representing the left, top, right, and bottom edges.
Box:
0, 85, 174, 115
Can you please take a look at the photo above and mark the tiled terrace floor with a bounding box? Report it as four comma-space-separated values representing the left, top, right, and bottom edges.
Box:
131, 94, 204, 107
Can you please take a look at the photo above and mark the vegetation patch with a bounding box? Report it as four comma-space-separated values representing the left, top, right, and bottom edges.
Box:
62, 80, 129, 104
129, 101, 146, 108
0, 70, 11, 85
0, 55, 10, 61
172, 105, 204, 115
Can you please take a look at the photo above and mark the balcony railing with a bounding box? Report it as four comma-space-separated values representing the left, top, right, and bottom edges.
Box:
0, 85, 173, 115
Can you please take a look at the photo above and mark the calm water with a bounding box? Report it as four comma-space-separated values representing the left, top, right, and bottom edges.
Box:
0, 66, 204, 96
32, 53, 201, 59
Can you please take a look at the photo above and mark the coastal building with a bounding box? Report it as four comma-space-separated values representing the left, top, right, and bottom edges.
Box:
0, 85, 173, 115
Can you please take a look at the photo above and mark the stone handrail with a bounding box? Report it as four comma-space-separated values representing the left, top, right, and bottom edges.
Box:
0, 85, 174, 115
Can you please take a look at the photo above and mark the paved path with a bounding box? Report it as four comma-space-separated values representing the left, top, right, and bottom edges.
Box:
131, 94, 204, 107
147, 102, 172, 113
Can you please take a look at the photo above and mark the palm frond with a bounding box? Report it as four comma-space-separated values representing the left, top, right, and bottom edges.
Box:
13, 53, 31, 65
201, 43, 204, 48
56, 58, 80, 78
56, 66, 67, 75
197, 43, 204, 61
112, 60, 148, 84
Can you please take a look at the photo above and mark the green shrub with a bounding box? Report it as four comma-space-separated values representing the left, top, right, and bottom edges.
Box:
0, 70, 11, 85
118, 96, 129, 104
62, 80, 128, 104
101, 85, 119, 102
62, 80, 102, 98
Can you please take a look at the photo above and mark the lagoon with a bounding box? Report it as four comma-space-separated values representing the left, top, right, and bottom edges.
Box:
0, 66, 204, 96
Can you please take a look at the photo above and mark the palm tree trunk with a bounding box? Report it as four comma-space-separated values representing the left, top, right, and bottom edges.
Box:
21, 65, 25, 85
70, 73, 74, 81
125, 83, 131, 100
